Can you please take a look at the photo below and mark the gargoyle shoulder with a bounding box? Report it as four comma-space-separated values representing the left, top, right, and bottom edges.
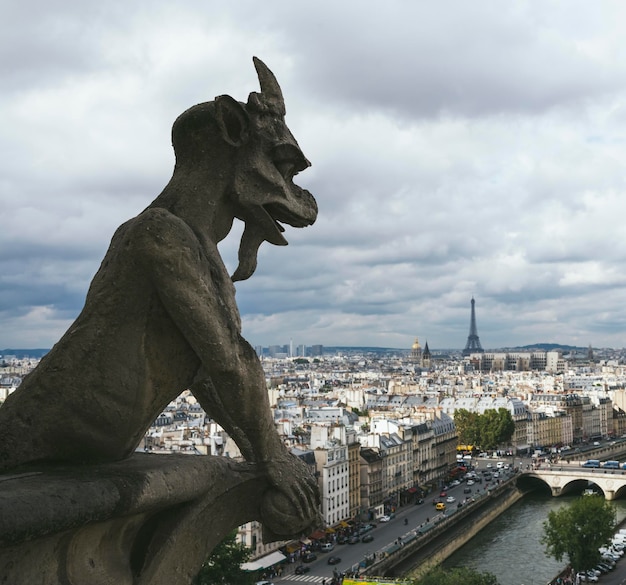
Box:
120, 208, 203, 262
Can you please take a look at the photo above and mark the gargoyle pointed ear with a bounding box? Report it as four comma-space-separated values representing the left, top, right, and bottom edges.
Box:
215, 95, 250, 147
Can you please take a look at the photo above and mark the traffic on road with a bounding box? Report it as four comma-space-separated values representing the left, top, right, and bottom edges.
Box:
271, 456, 520, 585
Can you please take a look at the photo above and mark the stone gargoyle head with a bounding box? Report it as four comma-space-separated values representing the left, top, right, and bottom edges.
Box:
166, 57, 318, 281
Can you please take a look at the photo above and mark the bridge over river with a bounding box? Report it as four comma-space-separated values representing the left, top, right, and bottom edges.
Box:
519, 465, 626, 500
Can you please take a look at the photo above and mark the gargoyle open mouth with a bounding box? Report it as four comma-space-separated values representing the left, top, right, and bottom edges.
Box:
264, 202, 314, 229
231, 199, 317, 283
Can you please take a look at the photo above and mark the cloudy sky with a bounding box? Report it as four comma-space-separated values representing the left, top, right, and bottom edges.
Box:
3, 1, 626, 352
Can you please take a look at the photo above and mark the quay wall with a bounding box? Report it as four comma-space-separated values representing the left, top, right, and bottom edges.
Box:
363, 480, 524, 579
404, 487, 524, 578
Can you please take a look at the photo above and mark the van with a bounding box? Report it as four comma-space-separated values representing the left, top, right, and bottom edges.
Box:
603, 461, 619, 469
435, 502, 446, 511
496, 461, 504, 469
582, 460, 601, 468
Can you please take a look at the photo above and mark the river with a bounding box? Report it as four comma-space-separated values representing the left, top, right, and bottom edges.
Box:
442, 492, 626, 585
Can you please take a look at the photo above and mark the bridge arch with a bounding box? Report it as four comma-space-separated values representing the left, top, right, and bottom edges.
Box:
519, 468, 626, 501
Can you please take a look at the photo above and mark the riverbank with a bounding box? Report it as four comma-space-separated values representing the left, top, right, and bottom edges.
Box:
547, 515, 626, 585
362, 478, 524, 579
406, 486, 524, 578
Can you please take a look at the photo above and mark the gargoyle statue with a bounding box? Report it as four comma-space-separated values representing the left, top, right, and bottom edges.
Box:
0, 57, 320, 539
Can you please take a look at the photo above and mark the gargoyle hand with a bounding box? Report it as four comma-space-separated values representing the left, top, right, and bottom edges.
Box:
259, 447, 321, 541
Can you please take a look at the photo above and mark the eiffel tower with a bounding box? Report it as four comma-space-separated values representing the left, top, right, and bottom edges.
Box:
463, 297, 484, 356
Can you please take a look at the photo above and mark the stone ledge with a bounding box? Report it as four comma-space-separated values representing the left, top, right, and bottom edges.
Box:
0, 453, 268, 585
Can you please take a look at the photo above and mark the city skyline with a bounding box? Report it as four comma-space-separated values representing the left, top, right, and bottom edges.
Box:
3, 3, 626, 350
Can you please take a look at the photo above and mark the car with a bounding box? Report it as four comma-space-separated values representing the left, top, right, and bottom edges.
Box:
601, 550, 617, 559
327, 556, 342, 565
302, 552, 317, 563
486, 463, 493, 468
588, 568, 601, 576
467, 480, 475, 486
463, 487, 472, 494
320, 542, 334, 552
362, 534, 374, 543
449, 480, 460, 487
446, 496, 456, 503
347, 536, 360, 544
295, 566, 310, 575
415, 498, 424, 505
435, 502, 446, 510
439, 491, 447, 497
378, 515, 391, 522
256, 582, 274, 585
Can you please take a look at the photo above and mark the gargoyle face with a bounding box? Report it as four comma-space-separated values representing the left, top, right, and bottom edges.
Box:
168, 58, 317, 281
216, 58, 318, 281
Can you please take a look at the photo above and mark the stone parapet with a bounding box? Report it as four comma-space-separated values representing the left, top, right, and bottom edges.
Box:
0, 453, 266, 585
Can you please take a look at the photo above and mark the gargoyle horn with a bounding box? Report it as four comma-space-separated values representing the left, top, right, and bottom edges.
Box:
252, 56, 286, 116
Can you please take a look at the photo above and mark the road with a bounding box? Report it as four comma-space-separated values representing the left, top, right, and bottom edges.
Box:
276, 456, 519, 584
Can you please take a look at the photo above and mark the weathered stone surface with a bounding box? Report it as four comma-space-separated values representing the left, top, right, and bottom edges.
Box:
0, 57, 321, 582
0, 454, 271, 584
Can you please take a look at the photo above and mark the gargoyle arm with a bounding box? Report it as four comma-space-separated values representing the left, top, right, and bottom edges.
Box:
131, 208, 282, 464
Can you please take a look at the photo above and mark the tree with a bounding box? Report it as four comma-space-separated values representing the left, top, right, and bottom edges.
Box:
351, 406, 369, 417
453, 409, 481, 446
479, 408, 515, 450
414, 566, 499, 585
194, 531, 254, 585
453, 408, 514, 450
541, 494, 616, 573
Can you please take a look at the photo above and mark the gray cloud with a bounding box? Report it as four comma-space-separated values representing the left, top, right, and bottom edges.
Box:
3, 1, 626, 350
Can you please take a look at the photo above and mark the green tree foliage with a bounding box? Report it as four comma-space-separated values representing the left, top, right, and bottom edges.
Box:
453, 408, 514, 450
453, 409, 481, 446
194, 531, 254, 585
414, 566, 499, 585
541, 495, 616, 572
351, 406, 369, 417
479, 409, 515, 450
